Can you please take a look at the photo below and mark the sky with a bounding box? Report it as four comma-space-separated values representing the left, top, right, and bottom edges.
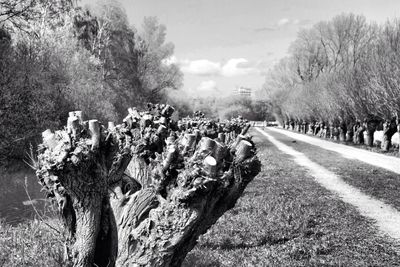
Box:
82, 0, 400, 97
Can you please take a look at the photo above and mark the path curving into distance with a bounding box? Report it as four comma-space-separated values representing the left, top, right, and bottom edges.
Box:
266, 127, 400, 174
255, 127, 400, 240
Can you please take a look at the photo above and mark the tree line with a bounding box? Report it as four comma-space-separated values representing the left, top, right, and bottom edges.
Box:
168, 89, 274, 123
262, 13, 400, 151
0, 0, 182, 164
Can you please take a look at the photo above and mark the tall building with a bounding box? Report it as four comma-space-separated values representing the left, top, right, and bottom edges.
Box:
233, 86, 252, 97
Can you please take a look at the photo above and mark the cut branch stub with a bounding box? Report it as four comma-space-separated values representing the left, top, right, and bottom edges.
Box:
42, 129, 57, 150
217, 132, 225, 143
182, 133, 197, 154
162, 145, 177, 172
240, 123, 251, 135
198, 137, 216, 155
75, 110, 83, 123
234, 140, 253, 163
203, 155, 217, 177
212, 141, 227, 163
88, 120, 100, 150
108, 121, 115, 131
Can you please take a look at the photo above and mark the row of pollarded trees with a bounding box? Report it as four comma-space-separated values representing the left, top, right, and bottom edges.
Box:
0, 0, 182, 164
262, 13, 400, 152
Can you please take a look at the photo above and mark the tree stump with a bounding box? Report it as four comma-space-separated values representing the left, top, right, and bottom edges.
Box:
35, 106, 261, 267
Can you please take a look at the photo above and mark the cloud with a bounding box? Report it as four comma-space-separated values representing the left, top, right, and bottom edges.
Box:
181, 59, 221, 76
255, 18, 312, 32
277, 18, 290, 26
221, 58, 256, 77
254, 27, 276, 32
180, 58, 261, 77
197, 80, 218, 91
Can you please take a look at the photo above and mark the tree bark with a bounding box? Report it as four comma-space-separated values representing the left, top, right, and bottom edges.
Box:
307, 122, 314, 135
353, 122, 364, 145
363, 120, 376, 147
339, 122, 347, 142
35, 106, 261, 267
381, 119, 397, 151
345, 123, 353, 142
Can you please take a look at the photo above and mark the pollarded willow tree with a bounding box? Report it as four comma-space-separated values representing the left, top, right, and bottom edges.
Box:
262, 13, 400, 152
35, 104, 261, 267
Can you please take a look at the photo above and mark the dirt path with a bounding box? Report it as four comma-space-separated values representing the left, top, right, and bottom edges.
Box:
266, 127, 400, 174
255, 127, 400, 240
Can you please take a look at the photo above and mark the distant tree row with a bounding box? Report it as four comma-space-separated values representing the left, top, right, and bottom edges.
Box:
168, 89, 274, 122
262, 13, 400, 151
0, 0, 182, 164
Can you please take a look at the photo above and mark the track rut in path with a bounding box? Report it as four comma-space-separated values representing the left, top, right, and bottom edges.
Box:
256, 127, 400, 240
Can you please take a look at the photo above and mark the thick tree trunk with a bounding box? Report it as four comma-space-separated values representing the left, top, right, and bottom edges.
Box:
329, 124, 334, 139
339, 122, 347, 142
398, 120, 400, 154
307, 122, 314, 135
381, 120, 397, 151
353, 122, 364, 145
332, 126, 339, 140
36, 106, 260, 267
363, 120, 376, 147
345, 123, 353, 142
313, 123, 320, 136
302, 122, 307, 134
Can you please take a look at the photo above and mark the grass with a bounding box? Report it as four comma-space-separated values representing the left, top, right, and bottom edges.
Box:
0, 163, 66, 267
1, 131, 400, 266
0, 218, 66, 267
266, 128, 400, 211
183, 131, 400, 266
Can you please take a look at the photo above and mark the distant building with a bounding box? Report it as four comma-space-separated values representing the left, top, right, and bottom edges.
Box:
233, 86, 252, 97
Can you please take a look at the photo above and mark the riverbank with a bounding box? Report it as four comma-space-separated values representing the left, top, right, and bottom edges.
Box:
0, 163, 46, 225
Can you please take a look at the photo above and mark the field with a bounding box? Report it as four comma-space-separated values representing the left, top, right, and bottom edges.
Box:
183, 130, 400, 266
1, 130, 400, 266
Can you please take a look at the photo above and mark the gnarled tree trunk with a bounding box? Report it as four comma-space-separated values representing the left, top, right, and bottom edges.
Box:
345, 122, 353, 142
363, 120, 377, 147
35, 106, 261, 267
381, 119, 397, 151
339, 121, 347, 142
353, 121, 364, 145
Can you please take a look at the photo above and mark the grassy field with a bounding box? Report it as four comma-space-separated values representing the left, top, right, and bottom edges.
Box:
183, 131, 400, 266
1, 130, 400, 266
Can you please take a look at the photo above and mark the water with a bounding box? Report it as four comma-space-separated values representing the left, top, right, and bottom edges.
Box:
0, 166, 49, 225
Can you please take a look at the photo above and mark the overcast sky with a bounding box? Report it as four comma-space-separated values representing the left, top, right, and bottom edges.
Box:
82, 0, 400, 97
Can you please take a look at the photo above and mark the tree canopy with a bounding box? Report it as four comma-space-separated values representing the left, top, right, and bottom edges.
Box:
261, 13, 400, 126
